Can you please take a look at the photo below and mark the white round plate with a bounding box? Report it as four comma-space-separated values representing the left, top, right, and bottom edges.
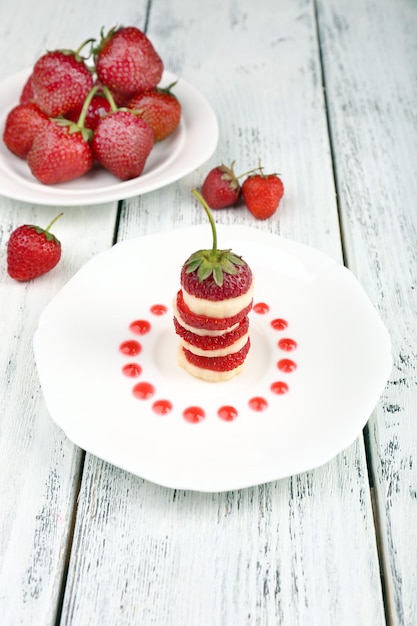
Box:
0, 69, 218, 205
33, 225, 392, 492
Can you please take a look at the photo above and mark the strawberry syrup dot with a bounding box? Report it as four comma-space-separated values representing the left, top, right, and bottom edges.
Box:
271, 381, 289, 395
248, 396, 268, 411
183, 406, 206, 423
122, 363, 142, 377
129, 319, 151, 335
119, 340, 142, 356
150, 304, 168, 316
277, 358, 297, 373
132, 382, 155, 400
152, 399, 173, 415
218, 405, 238, 422
253, 302, 270, 314
271, 318, 288, 331
278, 338, 297, 351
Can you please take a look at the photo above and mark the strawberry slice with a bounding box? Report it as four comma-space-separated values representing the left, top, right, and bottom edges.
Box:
176, 290, 252, 331
174, 316, 249, 350
181, 339, 251, 372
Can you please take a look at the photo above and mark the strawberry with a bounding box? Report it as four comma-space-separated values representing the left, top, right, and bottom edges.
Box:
94, 26, 163, 96
241, 171, 284, 219
3, 102, 49, 158
127, 83, 181, 142
31, 41, 94, 117
27, 119, 94, 184
19, 74, 36, 105
7, 213, 63, 281
201, 162, 241, 209
92, 110, 154, 180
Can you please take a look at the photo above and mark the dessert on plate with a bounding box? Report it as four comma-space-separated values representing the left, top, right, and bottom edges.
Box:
174, 189, 254, 381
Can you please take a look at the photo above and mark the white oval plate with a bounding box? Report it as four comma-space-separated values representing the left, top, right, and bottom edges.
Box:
0, 69, 218, 205
33, 225, 392, 492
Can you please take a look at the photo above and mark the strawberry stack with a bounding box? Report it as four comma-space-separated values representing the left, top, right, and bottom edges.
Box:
174, 191, 254, 382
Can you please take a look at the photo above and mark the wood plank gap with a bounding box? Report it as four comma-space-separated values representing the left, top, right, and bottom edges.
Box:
143, 0, 152, 32
312, 0, 349, 270
53, 450, 87, 626
314, 3, 391, 623
112, 201, 124, 245
363, 424, 392, 626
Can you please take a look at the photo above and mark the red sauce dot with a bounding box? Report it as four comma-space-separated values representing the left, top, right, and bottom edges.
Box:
271, 318, 288, 330
152, 399, 173, 415
278, 338, 297, 351
150, 304, 168, 316
248, 396, 268, 411
271, 381, 289, 395
119, 340, 141, 356
183, 406, 206, 423
122, 363, 142, 377
132, 382, 155, 400
253, 302, 270, 314
218, 405, 238, 422
129, 319, 151, 335
277, 358, 297, 373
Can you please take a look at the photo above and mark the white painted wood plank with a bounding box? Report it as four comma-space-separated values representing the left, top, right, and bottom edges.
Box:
60, 1, 386, 624
316, 1, 417, 624
0, 0, 148, 623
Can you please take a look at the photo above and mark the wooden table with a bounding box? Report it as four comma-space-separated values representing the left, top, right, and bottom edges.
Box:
0, 0, 416, 624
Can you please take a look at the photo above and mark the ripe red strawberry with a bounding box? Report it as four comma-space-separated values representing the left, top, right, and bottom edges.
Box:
27, 119, 94, 184
3, 102, 49, 158
31, 45, 94, 117
201, 162, 241, 209
127, 84, 181, 142
7, 213, 63, 281
92, 110, 154, 180
242, 171, 284, 219
19, 74, 36, 105
94, 26, 163, 96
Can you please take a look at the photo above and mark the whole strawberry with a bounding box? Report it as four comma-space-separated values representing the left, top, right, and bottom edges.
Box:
92, 110, 154, 180
27, 119, 94, 184
3, 102, 49, 158
127, 83, 181, 142
7, 213, 63, 281
94, 26, 163, 96
242, 171, 284, 219
201, 162, 241, 209
32, 42, 94, 117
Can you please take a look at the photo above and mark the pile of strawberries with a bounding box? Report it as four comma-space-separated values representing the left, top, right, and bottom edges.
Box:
2, 26, 182, 184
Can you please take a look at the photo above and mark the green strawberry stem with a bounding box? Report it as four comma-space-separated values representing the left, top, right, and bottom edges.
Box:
76, 85, 101, 128
192, 188, 218, 253
100, 85, 118, 113
45, 212, 64, 233
235, 162, 263, 180
189, 188, 244, 286
60, 38, 96, 62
